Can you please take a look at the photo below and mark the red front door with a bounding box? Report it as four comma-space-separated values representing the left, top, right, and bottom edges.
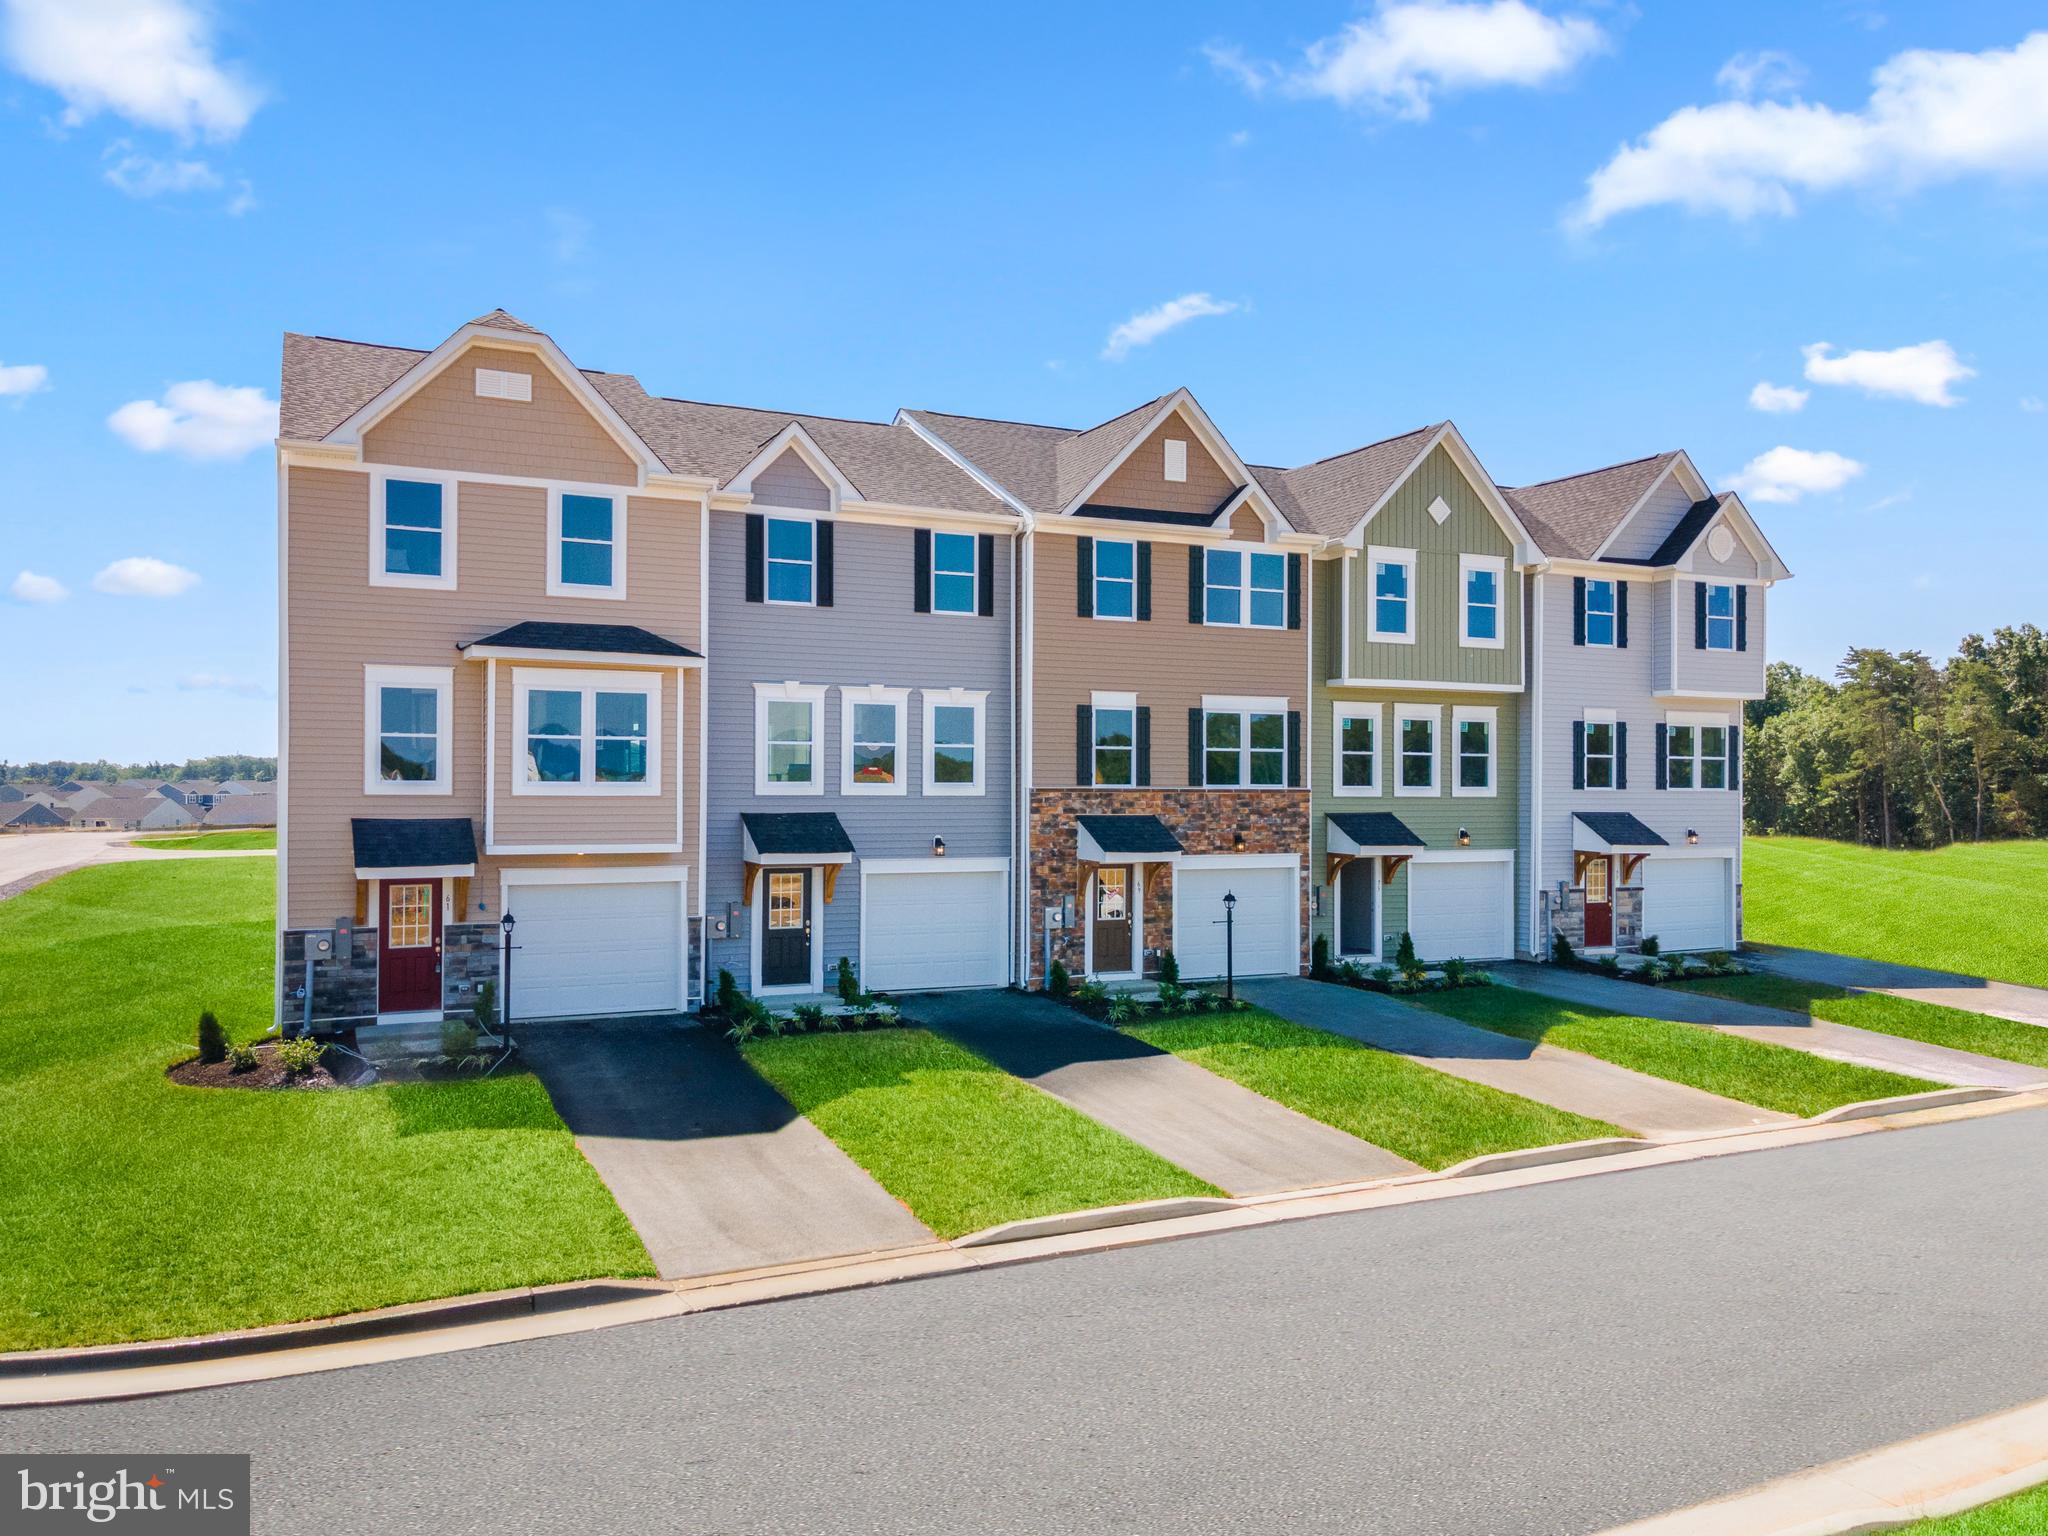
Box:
1583, 857, 1613, 949
378, 878, 443, 1014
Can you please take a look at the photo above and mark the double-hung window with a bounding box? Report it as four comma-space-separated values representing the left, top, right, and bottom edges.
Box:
1704, 583, 1737, 650
371, 474, 456, 589
1092, 700, 1135, 787
755, 682, 827, 795
1395, 706, 1437, 795
1334, 703, 1379, 796
1460, 554, 1505, 648
925, 688, 988, 796
1205, 548, 1286, 628
515, 670, 660, 794
841, 685, 909, 795
1583, 715, 1617, 789
765, 518, 816, 605
363, 665, 452, 794
1094, 539, 1136, 619
1453, 706, 1496, 796
1584, 579, 1618, 646
550, 491, 623, 597
1204, 703, 1286, 787
930, 532, 977, 615
1367, 546, 1416, 642
1668, 719, 1730, 790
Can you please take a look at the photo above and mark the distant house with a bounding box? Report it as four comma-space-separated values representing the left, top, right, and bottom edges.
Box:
215, 779, 275, 796
0, 801, 68, 833
165, 780, 220, 810
137, 798, 197, 831
0, 783, 24, 804
63, 784, 110, 809
202, 793, 276, 828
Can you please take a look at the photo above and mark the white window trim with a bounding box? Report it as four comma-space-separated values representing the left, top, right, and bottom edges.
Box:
1367, 545, 1417, 644
363, 664, 453, 796
841, 684, 911, 796
923, 686, 988, 797
1451, 704, 1498, 799
928, 530, 980, 618
1665, 709, 1733, 792
1090, 690, 1139, 789
368, 470, 458, 591
1201, 697, 1289, 790
1583, 577, 1619, 648
764, 515, 819, 608
546, 487, 628, 600
1203, 546, 1288, 630
1092, 538, 1138, 624
1702, 581, 1737, 651
1582, 707, 1618, 793
754, 680, 829, 797
1331, 701, 1383, 799
1458, 553, 1506, 651
1394, 704, 1440, 797
1163, 438, 1188, 483
511, 667, 662, 797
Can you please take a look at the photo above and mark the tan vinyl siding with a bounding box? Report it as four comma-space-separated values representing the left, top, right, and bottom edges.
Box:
1090, 411, 1235, 515
1228, 503, 1264, 540
491, 664, 687, 845
362, 344, 637, 485
1032, 531, 1306, 786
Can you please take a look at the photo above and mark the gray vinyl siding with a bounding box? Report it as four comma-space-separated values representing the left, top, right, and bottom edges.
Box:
1674, 578, 1767, 698
1651, 575, 1675, 694
1690, 535, 1761, 581
752, 449, 832, 511
703, 511, 1013, 992
1601, 472, 1694, 561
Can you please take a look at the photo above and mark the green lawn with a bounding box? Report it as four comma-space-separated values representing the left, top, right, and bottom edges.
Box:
1900, 1483, 2048, 1532
1677, 973, 2048, 1073
1127, 1009, 1625, 1169
1416, 986, 1935, 1117
130, 829, 276, 851
741, 1027, 1217, 1239
0, 859, 649, 1351
1745, 836, 2048, 989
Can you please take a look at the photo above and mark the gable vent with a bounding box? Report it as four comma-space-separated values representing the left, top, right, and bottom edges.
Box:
1427, 495, 1452, 526
1163, 438, 1188, 483
474, 367, 533, 402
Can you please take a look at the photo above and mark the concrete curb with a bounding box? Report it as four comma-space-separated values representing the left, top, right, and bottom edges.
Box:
1438, 1136, 1644, 1179
1595, 1392, 2048, 1534
1810, 1085, 2015, 1125
954, 1198, 1239, 1247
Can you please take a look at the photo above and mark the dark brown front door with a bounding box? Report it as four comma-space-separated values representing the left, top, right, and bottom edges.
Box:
1583, 856, 1614, 948
1092, 866, 1134, 974
1339, 859, 1377, 957
762, 869, 812, 987
378, 878, 442, 1014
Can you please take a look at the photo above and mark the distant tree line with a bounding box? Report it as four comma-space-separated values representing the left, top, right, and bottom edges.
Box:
0, 755, 277, 785
1746, 625, 2048, 848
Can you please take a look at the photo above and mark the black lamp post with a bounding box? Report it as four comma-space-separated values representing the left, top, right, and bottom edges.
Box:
1222, 891, 1237, 1004
498, 911, 517, 1040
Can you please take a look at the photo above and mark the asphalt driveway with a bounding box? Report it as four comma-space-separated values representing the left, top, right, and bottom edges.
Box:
1746, 943, 2048, 1029
1240, 976, 1792, 1137
906, 990, 1418, 1194
518, 1017, 932, 1279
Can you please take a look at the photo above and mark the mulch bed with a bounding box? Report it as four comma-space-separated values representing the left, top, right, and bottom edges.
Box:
167, 1040, 374, 1092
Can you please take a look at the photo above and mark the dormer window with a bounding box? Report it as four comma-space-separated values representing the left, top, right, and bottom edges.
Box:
1584, 579, 1617, 646
766, 517, 816, 605
548, 491, 623, 598
1205, 548, 1285, 628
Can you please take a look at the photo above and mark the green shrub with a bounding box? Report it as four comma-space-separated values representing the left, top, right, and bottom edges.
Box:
1309, 933, 1330, 978
196, 1010, 228, 1065
1638, 959, 1668, 983
836, 955, 860, 1005
724, 996, 772, 1044
1047, 959, 1070, 998
1072, 980, 1107, 1007
440, 1017, 479, 1059
471, 979, 497, 1035
226, 1041, 259, 1073
1371, 965, 1395, 987
1596, 954, 1624, 978
1157, 949, 1180, 985
716, 969, 742, 1018
1395, 930, 1425, 982
1441, 958, 1468, 988
792, 1003, 827, 1034
1106, 994, 1144, 1025
1639, 934, 1661, 957
1551, 931, 1577, 967
275, 1036, 325, 1076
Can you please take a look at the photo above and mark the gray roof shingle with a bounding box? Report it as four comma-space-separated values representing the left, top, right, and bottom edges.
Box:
1076, 814, 1185, 855
463, 621, 699, 659
1501, 452, 1680, 562
351, 816, 476, 869
740, 812, 856, 857
1253, 423, 1444, 540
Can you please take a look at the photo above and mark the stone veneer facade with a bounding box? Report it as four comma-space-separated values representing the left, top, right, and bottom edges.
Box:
280, 920, 504, 1032
1027, 788, 1309, 985
1540, 882, 1644, 955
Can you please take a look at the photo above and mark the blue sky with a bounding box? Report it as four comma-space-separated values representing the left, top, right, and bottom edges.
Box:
3, 0, 2045, 761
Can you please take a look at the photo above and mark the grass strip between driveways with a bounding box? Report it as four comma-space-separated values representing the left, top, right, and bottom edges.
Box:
0, 859, 651, 1352
1896, 1480, 2048, 1532
740, 1027, 1218, 1240
129, 829, 276, 851
1126, 1008, 1625, 1170
1676, 973, 2048, 1074
1415, 985, 1935, 1118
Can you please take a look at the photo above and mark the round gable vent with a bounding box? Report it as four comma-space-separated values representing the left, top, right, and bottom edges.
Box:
1707, 524, 1736, 562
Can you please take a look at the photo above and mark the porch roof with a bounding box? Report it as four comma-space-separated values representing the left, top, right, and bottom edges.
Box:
1326, 812, 1427, 857
351, 816, 478, 875
1076, 814, 1184, 863
1572, 811, 1668, 853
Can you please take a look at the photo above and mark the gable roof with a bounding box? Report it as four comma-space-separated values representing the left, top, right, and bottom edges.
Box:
1500, 452, 1681, 562
1257, 423, 1444, 540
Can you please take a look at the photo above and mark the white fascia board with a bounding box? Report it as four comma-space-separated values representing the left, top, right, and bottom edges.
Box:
725, 420, 861, 505
354, 862, 477, 879
895, 411, 1037, 525
1060, 389, 1266, 523
458, 645, 699, 669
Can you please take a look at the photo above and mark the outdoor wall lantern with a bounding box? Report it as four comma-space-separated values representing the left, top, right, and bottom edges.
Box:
1233, 829, 1246, 852
1457, 827, 1471, 847
1686, 828, 1700, 845
932, 835, 946, 857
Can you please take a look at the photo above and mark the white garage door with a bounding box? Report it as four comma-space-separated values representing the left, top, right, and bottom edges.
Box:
505, 878, 685, 1021
864, 867, 1009, 991
1643, 858, 1732, 952
1406, 859, 1512, 962
1174, 862, 1298, 980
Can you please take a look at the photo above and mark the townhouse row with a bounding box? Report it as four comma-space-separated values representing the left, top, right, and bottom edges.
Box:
273, 312, 1790, 1028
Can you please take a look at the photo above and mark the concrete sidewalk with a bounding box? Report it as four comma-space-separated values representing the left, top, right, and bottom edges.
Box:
0, 830, 273, 900
1489, 963, 2048, 1091
1241, 976, 1792, 1138
906, 990, 1419, 1194
1746, 943, 2048, 1030
519, 1017, 932, 1279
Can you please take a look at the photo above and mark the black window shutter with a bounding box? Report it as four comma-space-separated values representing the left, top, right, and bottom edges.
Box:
1075, 705, 1092, 785
1572, 577, 1586, 646
816, 520, 835, 607
1693, 583, 1707, 649
744, 514, 765, 603
1654, 724, 1668, 790
1616, 581, 1630, 649
912, 528, 931, 615
1286, 554, 1303, 630
1188, 546, 1204, 624
1188, 707, 1204, 785
1571, 721, 1586, 789
1736, 585, 1749, 651
1076, 536, 1094, 618
1136, 707, 1152, 786
1728, 726, 1741, 790
1287, 711, 1302, 786
977, 532, 995, 617
1136, 541, 1152, 621
1616, 721, 1629, 790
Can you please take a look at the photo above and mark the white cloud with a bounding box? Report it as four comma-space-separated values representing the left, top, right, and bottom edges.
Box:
1, 0, 262, 140
2023, 395, 2045, 413
108, 379, 277, 459
545, 206, 590, 264
1573, 31, 2048, 227
1801, 339, 1973, 406
0, 360, 48, 397
1227, 128, 1251, 148
1748, 380, 1809, 413
102, 142, 220, 196
225, 177, 254, 215
92, 555, 199, 597
178, 671, 270, 699
1101, 292, 1240, 361
1727, 446, 1866, 503
1209, 0, 1606, 121
10, 569, 67, 604
1716, 50, 1805, 100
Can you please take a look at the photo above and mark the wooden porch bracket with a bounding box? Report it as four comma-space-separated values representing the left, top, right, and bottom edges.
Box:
1326, 851, 1355, 887
453, 876, 470, 922
354, 880, 370, 925
1620, 854, 1647, 885
742, 862, 761, 906
1381, 854, 1411, 887
1143, 862, 1170, 894
823, 864, 840, 903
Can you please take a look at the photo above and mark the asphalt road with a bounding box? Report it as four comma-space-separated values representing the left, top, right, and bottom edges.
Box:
13, 1109, 2048, 1535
